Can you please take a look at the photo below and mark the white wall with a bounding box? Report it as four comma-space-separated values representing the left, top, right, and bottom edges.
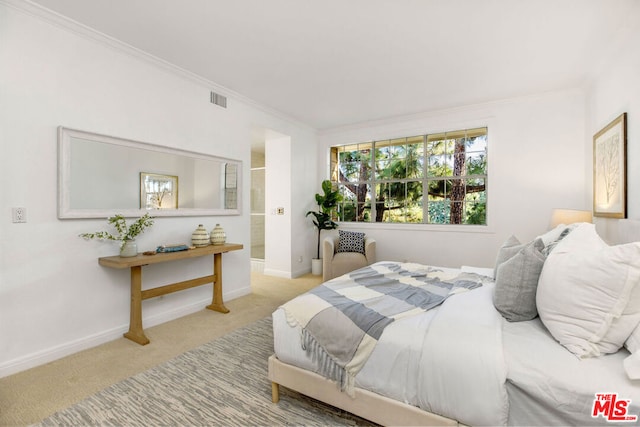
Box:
0, 2, 317, 377
586, 3, 640, 243
292, 129, 325, 276
264, 135, 292, 277
319, 90, 589, 268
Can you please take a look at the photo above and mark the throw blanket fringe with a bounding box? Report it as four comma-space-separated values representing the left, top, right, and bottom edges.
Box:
301, 329, 350, 393
284, 305, 356, 394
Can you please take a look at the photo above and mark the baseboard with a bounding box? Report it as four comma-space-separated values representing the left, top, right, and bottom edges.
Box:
250, 259, 265, 273
0, 323, 129, 379
291, 266, 312, 278
263, 268, 293, 279
0, 285, 251, 378
264, 267, 317, 279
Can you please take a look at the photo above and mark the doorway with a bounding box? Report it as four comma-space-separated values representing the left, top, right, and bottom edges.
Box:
250, 148, 265, 271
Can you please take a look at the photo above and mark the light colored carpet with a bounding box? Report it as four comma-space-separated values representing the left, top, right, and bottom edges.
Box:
0, 272, 322, 426
37, 317, 376, 426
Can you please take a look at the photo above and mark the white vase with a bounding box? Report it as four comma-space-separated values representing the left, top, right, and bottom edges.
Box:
311, 258, 322, 276
120, 240, 137, 257
210, 224, 226, 245
191, 224, 210, 247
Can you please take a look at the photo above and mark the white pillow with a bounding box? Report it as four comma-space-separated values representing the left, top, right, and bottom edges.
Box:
624, 352, 640, 379
627, 323, 640, 353
624, 324, 640, 379
537, 223, 640, 358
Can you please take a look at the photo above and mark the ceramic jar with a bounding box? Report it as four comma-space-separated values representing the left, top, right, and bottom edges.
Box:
120, 240, 138, 257
210, 224, 226, 245
191, 224, 210, 247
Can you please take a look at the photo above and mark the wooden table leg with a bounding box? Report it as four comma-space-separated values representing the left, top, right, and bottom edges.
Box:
206, 252, 230, 313
123, 265, 150, 345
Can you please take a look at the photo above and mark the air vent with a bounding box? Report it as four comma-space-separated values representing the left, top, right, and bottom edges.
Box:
210, 91, 227, 108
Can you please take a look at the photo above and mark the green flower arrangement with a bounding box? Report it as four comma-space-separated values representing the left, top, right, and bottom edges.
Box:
80, 213, 155, 250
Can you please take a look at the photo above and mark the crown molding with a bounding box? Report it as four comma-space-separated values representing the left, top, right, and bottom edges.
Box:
319, 87, 585, 137
0, 0, 316, 133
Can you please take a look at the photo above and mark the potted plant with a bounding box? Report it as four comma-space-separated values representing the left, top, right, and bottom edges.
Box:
80, 213, 155, 257
306, 180, 342, 275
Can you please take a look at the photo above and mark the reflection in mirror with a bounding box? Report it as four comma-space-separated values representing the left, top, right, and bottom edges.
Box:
140, 172, 178, 209
58, 127, 242, 218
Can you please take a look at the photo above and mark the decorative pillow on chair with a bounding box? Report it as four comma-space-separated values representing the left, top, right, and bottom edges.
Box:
337, 230, 366, 254
493, 238, 546, 322
537, 223, 640, 359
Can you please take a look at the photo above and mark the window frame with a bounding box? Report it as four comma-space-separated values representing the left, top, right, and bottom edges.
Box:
330, 127, 489, 228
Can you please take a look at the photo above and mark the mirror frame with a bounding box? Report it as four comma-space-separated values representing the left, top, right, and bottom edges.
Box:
57, 127, 242, 219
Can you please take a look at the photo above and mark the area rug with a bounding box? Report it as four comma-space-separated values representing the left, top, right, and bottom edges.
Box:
39, 317, 377, 426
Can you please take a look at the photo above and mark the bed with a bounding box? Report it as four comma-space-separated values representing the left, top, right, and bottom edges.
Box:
268, 223, 640, 426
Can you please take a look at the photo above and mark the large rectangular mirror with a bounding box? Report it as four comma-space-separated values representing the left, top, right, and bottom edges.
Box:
58, 127, 242, 218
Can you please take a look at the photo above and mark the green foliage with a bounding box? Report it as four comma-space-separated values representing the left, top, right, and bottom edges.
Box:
307, 180, 343, 259
80, 213, 155, 249
315, 180, 342, 214
466, 202, 486, 225
334, 132, 487, 225
465, 193, 487, 225
466, 153, 487, 175
428, 200, 450, 224
426, 195, 486, 225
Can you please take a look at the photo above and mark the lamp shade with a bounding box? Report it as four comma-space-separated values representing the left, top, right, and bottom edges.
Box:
550, 209, 593, 228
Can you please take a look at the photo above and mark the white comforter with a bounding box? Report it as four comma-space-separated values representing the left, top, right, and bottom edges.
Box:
273, 266, 508, 426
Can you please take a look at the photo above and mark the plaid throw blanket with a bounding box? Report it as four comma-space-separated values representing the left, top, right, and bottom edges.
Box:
281, 262, 487, 395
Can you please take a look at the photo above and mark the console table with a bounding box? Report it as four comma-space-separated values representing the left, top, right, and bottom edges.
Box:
98, 243, 243, 345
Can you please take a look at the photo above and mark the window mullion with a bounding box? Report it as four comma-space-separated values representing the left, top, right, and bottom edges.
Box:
370, 141, 376, 222
423, 137, 428, 224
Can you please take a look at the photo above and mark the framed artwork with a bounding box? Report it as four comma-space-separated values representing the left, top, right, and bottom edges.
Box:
593, 113, 627, 218
140, 172, 178, 209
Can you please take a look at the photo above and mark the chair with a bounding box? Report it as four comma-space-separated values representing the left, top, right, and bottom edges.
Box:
322, 230, 376, 282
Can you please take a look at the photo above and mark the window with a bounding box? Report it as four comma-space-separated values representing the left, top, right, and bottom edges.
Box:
330, 127, 487, 225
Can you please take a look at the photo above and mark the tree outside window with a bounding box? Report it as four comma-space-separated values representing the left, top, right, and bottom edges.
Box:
331, 127, 487, 225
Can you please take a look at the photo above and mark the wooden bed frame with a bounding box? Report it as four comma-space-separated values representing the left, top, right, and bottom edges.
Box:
268, 355, 461, 426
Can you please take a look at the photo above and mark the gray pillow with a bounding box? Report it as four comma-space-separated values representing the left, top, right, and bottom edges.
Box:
494, 235, 524, 275
493, 238, 546, 322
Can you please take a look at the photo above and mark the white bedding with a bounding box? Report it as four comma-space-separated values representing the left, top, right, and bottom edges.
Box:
273, 264, 640, 426
273, 265, 508, 426
504, 317, 640, 426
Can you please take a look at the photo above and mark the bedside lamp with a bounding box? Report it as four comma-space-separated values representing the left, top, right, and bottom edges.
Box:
550, 209, 593, 228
